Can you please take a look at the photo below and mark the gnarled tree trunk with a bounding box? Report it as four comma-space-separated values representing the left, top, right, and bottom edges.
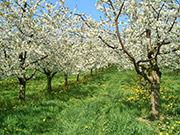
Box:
18, 77, 26, 102
150, 69, 161, 121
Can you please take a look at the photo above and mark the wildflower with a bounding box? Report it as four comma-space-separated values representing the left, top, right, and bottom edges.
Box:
91, 120, 93, 123
166, 122, 169, 124
43, 119, 46, 122
85, 126, 89, 129
159, 132, 163, 135
171, 126, 174, 130
165, 133, 169, 135
16, 129, 21, 131
162, 128, 165, 130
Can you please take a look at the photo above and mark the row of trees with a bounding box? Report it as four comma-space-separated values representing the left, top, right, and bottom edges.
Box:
0, 0, 118, 100
76, 0, 180, 120
0, 0, 180, 120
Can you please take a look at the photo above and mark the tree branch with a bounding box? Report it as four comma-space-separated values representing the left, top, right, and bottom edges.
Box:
137, 58, 153, 65
26, 68, 36, 81
30, 55, 48, 65
51, 71, 57, 78
160, 45, 180, 55
98, 35, 117, 49
14, 1, 26, 12
167, 4, 180, 33
74, 13, 117, 49
108, 0, 116, 17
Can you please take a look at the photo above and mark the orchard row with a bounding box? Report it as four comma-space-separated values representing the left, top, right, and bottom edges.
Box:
0, 0, 180, 120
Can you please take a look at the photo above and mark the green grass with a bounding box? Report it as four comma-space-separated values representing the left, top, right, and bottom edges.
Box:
0, 67, 179, 135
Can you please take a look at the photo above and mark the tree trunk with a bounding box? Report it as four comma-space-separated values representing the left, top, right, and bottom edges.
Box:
18, 77, 26, 102
64, 73, 68, 86
77, 73, 80, 82
44, 70, 57, 94
47, 75, 52, 94
95, 69, 98, 74
102, 67, 104, 72
145, 81, 150, 94
90, 69, 93, 76
140, 75, 145, 88
150, 69, 161, 121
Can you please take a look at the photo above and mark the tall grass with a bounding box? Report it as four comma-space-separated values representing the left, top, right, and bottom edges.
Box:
0, 67, 179, 135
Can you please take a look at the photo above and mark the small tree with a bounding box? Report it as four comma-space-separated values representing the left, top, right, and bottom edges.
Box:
0, 0, 49, 101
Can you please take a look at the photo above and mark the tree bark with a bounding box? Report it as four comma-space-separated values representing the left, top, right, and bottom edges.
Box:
150, 69, 161, 121
102, 67, 104, 72
90, 69, 93, 76
77, 73, 80, 82
84, 74, 86, 79
139, 75, 145, 88
47, 75, 52, 94
18, 77, 26, 102
64, 73, 68, 86
43, 69, 57, 94
95, 69, 98, 74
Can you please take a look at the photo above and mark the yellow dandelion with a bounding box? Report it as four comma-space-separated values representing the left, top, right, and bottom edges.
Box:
43, 119, 46, 122
171, 126, 174, 130
85, 126, 88, 129
159, 132, 163, 135
166, 133, 169, 135
166, 122, 169, 124
162, 128, 165, 130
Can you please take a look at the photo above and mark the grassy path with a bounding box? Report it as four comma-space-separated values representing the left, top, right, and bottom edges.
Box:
0, 68, 179, 135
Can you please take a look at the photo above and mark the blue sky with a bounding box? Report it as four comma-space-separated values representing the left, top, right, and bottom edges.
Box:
50, 0, 103, 21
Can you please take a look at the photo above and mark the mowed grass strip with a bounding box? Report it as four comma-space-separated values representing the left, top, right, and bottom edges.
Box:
0, 67, 179, 135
